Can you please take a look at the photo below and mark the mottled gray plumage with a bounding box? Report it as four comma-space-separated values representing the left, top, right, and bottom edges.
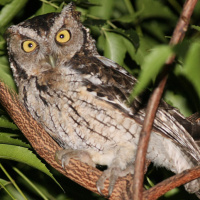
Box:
6, 3, 200, 197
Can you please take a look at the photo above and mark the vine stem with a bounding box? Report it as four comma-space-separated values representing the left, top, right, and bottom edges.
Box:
132, 0, 198, 199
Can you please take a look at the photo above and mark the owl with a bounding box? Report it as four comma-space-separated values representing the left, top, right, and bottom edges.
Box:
5, 2, 200, 197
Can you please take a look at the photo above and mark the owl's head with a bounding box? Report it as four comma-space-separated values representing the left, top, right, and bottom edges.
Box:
6, 3, 97, 85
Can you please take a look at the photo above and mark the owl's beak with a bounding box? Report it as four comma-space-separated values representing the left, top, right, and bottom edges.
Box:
48, 55, 56, 68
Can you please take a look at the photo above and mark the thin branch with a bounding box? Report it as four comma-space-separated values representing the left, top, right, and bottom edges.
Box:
132, 0, 198, 199
143, 166, 200, 200
132, 74, 168, 200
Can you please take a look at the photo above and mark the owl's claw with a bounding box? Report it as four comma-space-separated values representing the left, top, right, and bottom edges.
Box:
55, 149, 96, 168
96, 167, 121, 197
96, 163, 135, 196
96, 183, 104, 197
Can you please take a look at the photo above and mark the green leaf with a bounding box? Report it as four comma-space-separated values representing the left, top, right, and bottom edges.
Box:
34, 2, 57, 16
13, 167, 49, 200
130, 45, 173, 100
130, 36, 158, 66
136, 0, 176, 21
142, 22, 167, 43
0, 35, 6, 51
113, 11, 142, 23
0, 118, 18, 130
191, 25, 200, 32
89, 0, 114, 19
0, 0, 28, 28
83, 18, 107, 27
98, 32, 136, 74
75, 0, 98, 7
122, 35, 136, 62
0, 0, 12, 6
173, 41, 190, 62
0, 64, 17, 91
102, 30, 140, 68
146, 176, 155, 188
0, 132, 30, 148
0, 56, 17, 91
106, 28, 139, 50
0, 178, 15, 200
104, 31, 127, 65
164, 188, 179, 198
183, 41, 200, 99
0, 144, 59, 186
0, 178, 10, 186
164, 90, 192, 117
0, 163, 27, 200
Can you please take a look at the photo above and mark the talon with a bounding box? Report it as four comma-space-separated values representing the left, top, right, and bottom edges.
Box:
108, 167, 119, 195
55, 149, 95, 169
108, 185, 114, 197
96, 166, 128, 197
96, 183, 110, 198
96, 167, 115, 197
96, 183, 104, 196
61, 158, 67, 168
96, 174, 105, 195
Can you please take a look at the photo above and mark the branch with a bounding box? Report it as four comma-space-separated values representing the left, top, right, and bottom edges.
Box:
143, 166, 200, 200
133, 0, 198, 199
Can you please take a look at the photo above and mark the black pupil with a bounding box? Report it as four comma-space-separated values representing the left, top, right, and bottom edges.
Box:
28, 43, 33, 48
60, 34, 64, 39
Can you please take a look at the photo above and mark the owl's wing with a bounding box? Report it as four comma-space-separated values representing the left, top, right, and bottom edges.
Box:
183, 112, 200, 145
75, 55, 200, 162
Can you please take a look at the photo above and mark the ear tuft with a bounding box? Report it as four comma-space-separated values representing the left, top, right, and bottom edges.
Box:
61, 2, 81, 21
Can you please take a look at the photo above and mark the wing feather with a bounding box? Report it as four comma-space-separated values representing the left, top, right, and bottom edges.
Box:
72, 54, 200, 162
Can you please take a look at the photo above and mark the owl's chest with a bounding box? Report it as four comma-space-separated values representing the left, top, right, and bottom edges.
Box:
18, 70, 86, 144
18, 70, 142, 152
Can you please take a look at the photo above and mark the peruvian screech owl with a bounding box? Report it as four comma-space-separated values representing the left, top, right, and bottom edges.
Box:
5, 2, 200, 197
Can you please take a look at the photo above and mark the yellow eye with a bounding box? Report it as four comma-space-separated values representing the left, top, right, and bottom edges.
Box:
22, 40, 37, 53
56, 30, 70, 43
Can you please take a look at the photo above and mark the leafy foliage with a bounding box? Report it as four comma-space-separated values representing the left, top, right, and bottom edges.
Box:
0, 0, 200, 199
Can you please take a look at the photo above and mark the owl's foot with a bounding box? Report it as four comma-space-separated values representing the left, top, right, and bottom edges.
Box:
55, 149, 96, 168
96, 166, 120, 197
184, 178, 200, 196
96, 163, 134, 196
